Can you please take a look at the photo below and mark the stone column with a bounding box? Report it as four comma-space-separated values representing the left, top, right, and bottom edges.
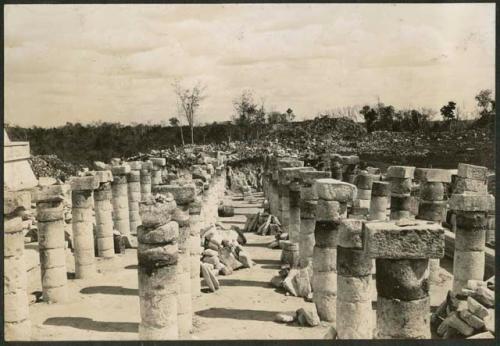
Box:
337, 219, 373, 339
312, 178, 357, 324
449, 194, 494, 295
454, 163, 489, 195
138, 198, 179, 339
34, 184, 69, 303
341, 155, 359, 184
354, 171, 373, 215
416, 169, 451, 284
4, 190, 32, 341
364, 219, 444, 339
128, 161, 142, 236
369, 181, 390, 221
189, 197, 202, 298
277, 159, 304, 232
279, 166, 313, 245
150, 158, 166, 188
93, 170, 114, 258
140, 161, 153, 201
387, 166, 415, 220
298, 170, 331, 269
111, 164, 131, 239
153, 184, 197, 338
70, 175, 100, 279
330, 154, 343, 180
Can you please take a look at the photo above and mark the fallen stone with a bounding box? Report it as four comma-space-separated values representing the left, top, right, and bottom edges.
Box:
296, 307, 320, 327
467, 331, 494, 339
274, 312, 296, 323
292, 267, 312, 298
458, 310, 485, 330
445, 312, 474, 336
271, 275, 284, 288
467, 297, 488, 319
323, 326, 338, 339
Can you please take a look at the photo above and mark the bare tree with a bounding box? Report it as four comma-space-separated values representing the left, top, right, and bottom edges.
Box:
172, 80, 207, 145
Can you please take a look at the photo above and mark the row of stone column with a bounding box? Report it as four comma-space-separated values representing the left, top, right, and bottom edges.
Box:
263, 157, 493, 339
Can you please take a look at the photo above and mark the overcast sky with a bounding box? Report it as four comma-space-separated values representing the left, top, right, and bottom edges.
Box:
4, 3, 495, 127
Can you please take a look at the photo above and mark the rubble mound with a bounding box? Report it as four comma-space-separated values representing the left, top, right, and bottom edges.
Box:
30, 155, 81, 180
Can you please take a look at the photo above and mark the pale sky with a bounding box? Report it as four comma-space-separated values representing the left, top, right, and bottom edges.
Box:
4, 3, 495, 127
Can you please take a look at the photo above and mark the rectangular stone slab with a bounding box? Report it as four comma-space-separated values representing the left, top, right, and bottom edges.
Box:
386, 166, 415, 179
111, 164, 131, 175
69, 176, 100, 191
314, 178, 357, 202
363, 220, 444, 259
153, 184, 196, 205
150, 158, 166, 166
449, 194, 495, 212
33, 184, 69, 203
457, 163, 488, 181
420, 168, 452, 183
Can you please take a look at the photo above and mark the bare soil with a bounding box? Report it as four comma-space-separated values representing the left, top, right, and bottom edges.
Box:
27, 192, 453, 341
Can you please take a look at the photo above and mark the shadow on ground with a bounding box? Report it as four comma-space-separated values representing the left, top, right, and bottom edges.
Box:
44, 317, 138, 333
195, 308, 279, 322
218, 279, 271, 288
80, 286, 138, 296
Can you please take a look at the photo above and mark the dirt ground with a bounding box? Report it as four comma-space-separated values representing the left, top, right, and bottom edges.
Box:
27, 191, 453, 341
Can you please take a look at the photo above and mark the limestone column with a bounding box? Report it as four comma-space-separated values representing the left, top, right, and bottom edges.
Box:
277, 159, 304, 232
34, 184, 69, 303
128, 161, 142, 235
298, 170, 331, 269
416, 169, 451, 284
454, 163, 489, 194
330, 155, 343, 180
269, 157, 280, 218
354, 171, 373, 215
369, 181, 390, 221
111, 164, 131, 239
4, 190, 32, 341
364, 220, 444, 339
189, 197, 202, 298
150, 158, 166, 188
70, 175, 100, 279
449, 194, 494, 295
279, 166, 312, 244
312, 178, 357, 323
138, 199, 179, 339
337, 219, 373, 339
140, 161, 153, 201
341, 155, 360, 184
387, 166, 415, 220
153, 184, 197, 338
93, 170, 114, 258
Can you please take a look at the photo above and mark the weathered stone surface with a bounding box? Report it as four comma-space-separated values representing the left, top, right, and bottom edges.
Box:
69, 176, 100, 191
139, 201, 176, 228
94, 170, 113, 183
4, 190, 32, 215
454, 177, 488, 194
389, 178, 412, 194
376, 296, 430, 339
418, 168, 452, 183
138, 221, 179, 244
455, 211, 488, 230
277, 159, 304, 170
299, 170, 331, 186
455, 229, 485, 251
337, 275, 372, 302
449, 194, 495, 212
390, 194, 412, 211
153, 184, 196, 205
375, 258, 429, 300
371, 181, 390, 197
416, 200, 447, 222
363, 220, 444, 259
33, 184, 69, 203
279, 166, 314, 185
315, 178, 357, 202
315, 200, 341, 221
453, 250, 484, 281
386, 166, 415, 179
127, 170, 141, 182
111, 164, 131, 175
457, 163, 488, 181
141, 161, 154, 171
150, 158, 166, 167
128, 161, 142, 170
337, 247, 372, 277
338, 219, 363, 248
314, 221, 340, 248
467, 297, 489, 319
355, 173, 373, 190
419, 182, 444, 201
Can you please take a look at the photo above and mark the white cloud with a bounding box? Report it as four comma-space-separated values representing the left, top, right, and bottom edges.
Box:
4, 3, 495, 127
